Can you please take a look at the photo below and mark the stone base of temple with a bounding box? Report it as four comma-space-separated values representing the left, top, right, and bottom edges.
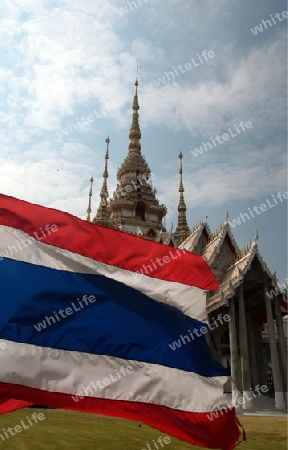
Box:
223, 393, 287, 411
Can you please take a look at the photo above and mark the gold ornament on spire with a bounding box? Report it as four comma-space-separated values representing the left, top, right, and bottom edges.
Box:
100, 136, 110, 204
128, 79, 141, 153
174, 152, 190, 244
178, 151, 185, 200
86, 175, 94, 222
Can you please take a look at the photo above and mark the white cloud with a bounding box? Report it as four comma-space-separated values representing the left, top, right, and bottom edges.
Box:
140, 31, 286, 136
0, 0, 133, 134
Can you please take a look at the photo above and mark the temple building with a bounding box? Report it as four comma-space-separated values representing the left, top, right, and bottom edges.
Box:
86, 79, 287, 410
89, 79, 166, 237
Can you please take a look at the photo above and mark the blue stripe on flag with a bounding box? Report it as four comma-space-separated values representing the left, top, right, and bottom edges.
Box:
0, 258, 228, 377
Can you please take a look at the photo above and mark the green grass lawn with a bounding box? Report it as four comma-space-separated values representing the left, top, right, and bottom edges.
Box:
0, 409, 286, 450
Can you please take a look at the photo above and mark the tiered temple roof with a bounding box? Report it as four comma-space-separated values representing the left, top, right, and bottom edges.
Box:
206, 239, 274, 312
179, 221, 211, 253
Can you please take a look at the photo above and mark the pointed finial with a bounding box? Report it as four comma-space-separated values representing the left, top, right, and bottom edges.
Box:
225, 211, 229, 222
178, 152, 184, 193
253, 228, 259, 243
86, 175, 94, 222
105, 136, 110, 164
101, 136, 110, 204
174, 152, 190, 244
128, 79, 141, 153
136, 59, 141, 79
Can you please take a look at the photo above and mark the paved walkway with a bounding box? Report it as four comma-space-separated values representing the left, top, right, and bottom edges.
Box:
239, 410, 287, 417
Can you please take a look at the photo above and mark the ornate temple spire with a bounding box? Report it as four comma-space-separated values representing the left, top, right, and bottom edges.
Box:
93, 137, 114, 228
86, 175, 94, 222
174, 152, 190, 244
108, 79, 167, 235
128, 79, 141, 153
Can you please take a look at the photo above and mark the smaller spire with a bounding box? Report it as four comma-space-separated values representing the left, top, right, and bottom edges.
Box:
100, 136, 110, 205
93, 137, 114, 228
174, 152, 190, 244
86, 175, 94, 222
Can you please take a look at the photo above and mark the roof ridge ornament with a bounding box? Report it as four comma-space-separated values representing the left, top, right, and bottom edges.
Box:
253, 228, 259, 244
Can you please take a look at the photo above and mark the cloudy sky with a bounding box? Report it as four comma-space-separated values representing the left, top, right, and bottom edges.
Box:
0, 0, 287, 282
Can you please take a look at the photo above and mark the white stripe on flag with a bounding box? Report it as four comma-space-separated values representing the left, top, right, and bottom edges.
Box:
0, 340, 228, 413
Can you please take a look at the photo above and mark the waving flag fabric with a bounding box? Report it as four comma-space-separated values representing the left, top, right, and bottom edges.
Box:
0, 194, 242, 449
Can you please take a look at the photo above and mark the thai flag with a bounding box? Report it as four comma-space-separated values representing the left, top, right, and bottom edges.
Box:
0, 194, 243, 450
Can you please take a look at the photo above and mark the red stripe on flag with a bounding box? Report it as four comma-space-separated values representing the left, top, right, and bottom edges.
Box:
0, 398, 33, 414
0, 382, 242, 450
0, 194, 218, 290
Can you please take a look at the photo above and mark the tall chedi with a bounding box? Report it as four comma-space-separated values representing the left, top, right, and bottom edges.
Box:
174, 152, 190, 244
108, 79, 167, 237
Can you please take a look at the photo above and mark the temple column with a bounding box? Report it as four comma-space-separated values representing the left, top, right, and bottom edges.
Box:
253, 320, 268, 388
274, 294, 287, 406
247, 310, 259, 389
264, 279, 285, 409
229, 297, 241, 406
238, 283, 252, 409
